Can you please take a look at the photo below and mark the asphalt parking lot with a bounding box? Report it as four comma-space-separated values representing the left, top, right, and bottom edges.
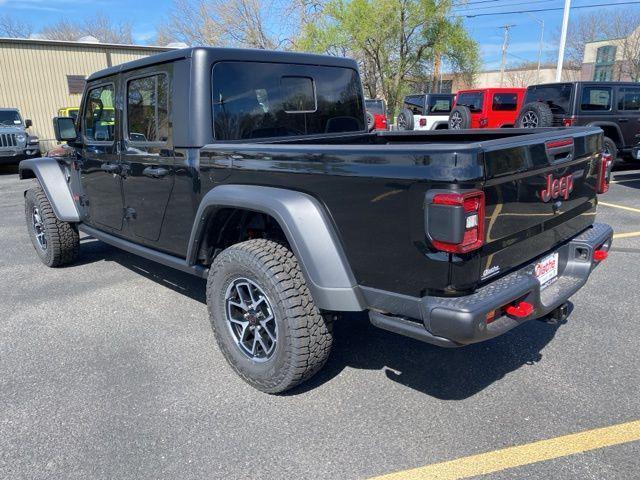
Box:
1, 163, 639, 479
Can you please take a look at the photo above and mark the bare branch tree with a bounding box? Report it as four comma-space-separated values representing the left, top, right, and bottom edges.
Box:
0, 14, 33, 38
504, 62, 538, 87
157, 0, 313, 49
39, 14, 133, 44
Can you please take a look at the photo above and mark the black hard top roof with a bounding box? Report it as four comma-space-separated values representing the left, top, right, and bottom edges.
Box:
87, 47, 359, 81
528, 81, 640, 88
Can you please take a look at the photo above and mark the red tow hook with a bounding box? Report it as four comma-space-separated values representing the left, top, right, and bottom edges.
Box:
505, 301, 534, 319
593, 249, 608, 262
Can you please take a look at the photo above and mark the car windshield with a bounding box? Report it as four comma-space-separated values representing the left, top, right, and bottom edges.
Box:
0, 110, 22, 126
365, 99, 385, 115
523, 84, 573, 114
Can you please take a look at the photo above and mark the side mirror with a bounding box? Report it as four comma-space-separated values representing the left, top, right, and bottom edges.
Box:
25, 119, 33, 128
53, 116, 78, 143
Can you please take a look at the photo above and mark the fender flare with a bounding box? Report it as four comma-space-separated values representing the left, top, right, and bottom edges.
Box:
187, 185, 365, 312
587, 122, 624, 146
19, 157, 80, 222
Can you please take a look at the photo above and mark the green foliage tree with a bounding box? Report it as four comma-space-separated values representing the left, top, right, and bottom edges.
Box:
298, 0, 479, 116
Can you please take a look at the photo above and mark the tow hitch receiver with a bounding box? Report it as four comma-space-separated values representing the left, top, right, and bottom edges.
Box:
540, 302, 570, 324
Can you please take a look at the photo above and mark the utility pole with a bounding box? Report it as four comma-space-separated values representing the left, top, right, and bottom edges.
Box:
499, 24, 515, 87
556, 0, 572, 81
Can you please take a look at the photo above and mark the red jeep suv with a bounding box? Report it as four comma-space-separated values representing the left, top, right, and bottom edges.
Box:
449, 88, 525, 129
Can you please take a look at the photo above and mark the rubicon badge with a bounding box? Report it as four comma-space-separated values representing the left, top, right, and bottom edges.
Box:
540, 173, 574, 202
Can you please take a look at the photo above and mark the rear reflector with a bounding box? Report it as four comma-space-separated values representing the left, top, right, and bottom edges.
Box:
428, 190, 485, 254
419, 118, 427, 127
505, 301, 534, 318
597, 153, 613, 194
562, 117, 576, 127
594, 249, 608, 262
546, 138, 574, 150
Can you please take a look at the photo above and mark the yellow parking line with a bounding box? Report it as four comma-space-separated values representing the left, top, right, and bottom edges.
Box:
370, 420, 640, 480
613, 231, 640, 239
599, 201, 640, 214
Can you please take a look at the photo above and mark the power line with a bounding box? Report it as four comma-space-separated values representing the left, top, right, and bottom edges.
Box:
456, 0, 640, 17
454, 0, 553, 12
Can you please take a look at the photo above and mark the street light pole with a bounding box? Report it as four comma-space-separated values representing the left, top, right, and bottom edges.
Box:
499, 24, 515, 87
556, 0, 571, 81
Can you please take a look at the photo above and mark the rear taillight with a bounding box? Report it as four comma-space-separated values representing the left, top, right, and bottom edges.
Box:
594, 249, 608, 262
562, 117, 576, 127
597, 152, 613, 194
419, 118, 427, 127
479, 117, 489, 128
426, 190, 485, 254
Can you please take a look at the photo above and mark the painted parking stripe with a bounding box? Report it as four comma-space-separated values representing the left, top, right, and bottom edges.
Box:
599, 202, 640, 214
613, 231, 640, 239
370, 420, 640, 480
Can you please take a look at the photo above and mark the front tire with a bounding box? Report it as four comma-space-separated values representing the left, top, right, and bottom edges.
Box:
206, 239, 333, 393
25, 185, 79, 267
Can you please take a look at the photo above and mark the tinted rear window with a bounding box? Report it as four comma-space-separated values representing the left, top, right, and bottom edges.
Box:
492, 93, 518, 111
212, 62, 364, 140
404, 95, 425, 115
365, 99, 385, 115
523, 84, 573, 114
456, 92, 483, 112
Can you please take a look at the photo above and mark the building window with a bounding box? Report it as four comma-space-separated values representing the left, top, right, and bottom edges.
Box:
593, 45, 616, 81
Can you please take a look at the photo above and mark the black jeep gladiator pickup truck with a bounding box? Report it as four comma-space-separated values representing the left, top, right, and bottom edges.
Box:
20, 48, 613, 393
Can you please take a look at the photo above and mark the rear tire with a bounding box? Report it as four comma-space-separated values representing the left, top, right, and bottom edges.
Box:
25, 185, 79, 267
516, 102, 553, 128
206, 239, 333, 394
396, 108, 415, 131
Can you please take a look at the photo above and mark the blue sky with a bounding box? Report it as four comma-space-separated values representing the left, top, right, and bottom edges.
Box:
2, 0, 640, 69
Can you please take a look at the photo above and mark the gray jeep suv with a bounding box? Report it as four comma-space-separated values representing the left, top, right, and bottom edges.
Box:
0, 108, 39, 164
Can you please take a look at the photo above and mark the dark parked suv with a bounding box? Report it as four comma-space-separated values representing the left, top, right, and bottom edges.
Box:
516, 82, 640, 161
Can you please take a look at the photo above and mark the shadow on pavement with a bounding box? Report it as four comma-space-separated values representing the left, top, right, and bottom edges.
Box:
75, 237, 564, 400
0, 164, 19, 175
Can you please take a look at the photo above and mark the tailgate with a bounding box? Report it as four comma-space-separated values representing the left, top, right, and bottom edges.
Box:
479, 128, 602, 283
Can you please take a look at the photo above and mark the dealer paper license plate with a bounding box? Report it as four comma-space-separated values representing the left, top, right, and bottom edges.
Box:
535, 252, 559, 288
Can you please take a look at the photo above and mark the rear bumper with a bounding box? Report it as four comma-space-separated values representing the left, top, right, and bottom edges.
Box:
368, 222, 613, 347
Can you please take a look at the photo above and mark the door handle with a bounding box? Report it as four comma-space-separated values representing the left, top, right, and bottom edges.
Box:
101, 163, 121, 174
142, 166, 169, 178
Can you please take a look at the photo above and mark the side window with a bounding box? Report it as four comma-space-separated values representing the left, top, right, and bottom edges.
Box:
617, 87, 640, 111
83, 84, 116, 142
428, 97, 452, 114
127, 74, 169, 143
580, 87, 612, 111
492, 93, 518, 111
403, 96, 424, 115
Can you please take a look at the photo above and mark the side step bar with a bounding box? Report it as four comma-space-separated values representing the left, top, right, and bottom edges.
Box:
78, 225, 209, 279
369, 311, 460, 348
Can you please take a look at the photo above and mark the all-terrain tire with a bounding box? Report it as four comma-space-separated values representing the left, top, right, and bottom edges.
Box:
516, 102, 553, 128
25, 185, 79, 267
449, 105, 472, 129
206, 239, 333, 394
396, 108, 415, 130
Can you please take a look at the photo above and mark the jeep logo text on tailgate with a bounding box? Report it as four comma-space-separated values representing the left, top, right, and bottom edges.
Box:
540, 173, 574, 202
